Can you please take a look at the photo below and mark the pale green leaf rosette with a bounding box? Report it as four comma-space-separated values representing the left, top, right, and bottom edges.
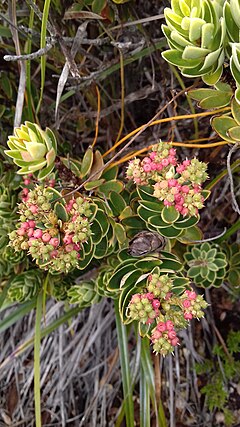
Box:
5, 121, 57, 180
162, 0, 226, 85
224, 0, 240, 103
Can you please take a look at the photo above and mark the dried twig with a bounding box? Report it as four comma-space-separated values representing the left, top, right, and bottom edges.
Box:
3, 42, 55, 61
8, 0, 26, 128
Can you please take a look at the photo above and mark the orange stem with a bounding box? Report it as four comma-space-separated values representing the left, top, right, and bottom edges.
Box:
92, 85, 101, 148
111, 140, 229, 167
103, 107, 230, 158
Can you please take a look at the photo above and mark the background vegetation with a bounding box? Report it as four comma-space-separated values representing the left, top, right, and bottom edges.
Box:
0, 1, 239, 426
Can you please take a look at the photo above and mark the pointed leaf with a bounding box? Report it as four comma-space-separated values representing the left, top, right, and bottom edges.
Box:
80, 147, 93, 178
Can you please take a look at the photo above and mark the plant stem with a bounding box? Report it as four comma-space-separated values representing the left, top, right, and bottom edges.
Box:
103, 107, 230, 158
215, 219, 240, 243
34, 290, 43, 427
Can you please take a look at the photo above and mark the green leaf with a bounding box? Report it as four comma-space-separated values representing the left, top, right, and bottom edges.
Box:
231, 96, 240, 125
200, 92, 232, 109
178, 225, 203, 242
120, 269, 143, 289
148, 215, 170, 228
115, 223, 127, 245
80, 147, 93, 178
228, 125, 240, 141
135, 258, 162, 270
78, 250, 94, 269
122, 215, 145, 229
98, 180, 124, 197
139, 200, 164, 213
211, 115, 237, 142
202, 66, 223, 85
84, 179, 105, 191
161, 206, 179, 223
112, 0, 130, 3
109, 191, 126, 216
91, 218, 103, 244
95, 210, 109, 236
93, 235, 109, 258
188, 266, 200, 278
228, 270, 240, 286
37, 163, 55, 181
54, 202, 68, 221
37, 0, 51, 114
108, 264, 135, 291
157, 226, 183, 238
137, 186, 156, 202
1, 73, 12, 99
189, 88, 219, 101
139, 322, 151, 339
45, 187, 62, 202
162, 49, 202, 68
92, 0, 106, 14
89, 150, 104, 180
119, 206, 134, 221
101, 165, 118, 181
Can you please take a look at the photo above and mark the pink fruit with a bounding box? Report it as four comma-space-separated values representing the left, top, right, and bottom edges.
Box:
184, 312, 193, 320
143, 164, 152, 173
188, 291, 197, 300
152, 299, 160, 309
161, 158, 169, 167
49, 238, 59, 247
33, 229, 43, 238
156, 322, 166, 332
27, 228, 34, 237
29, 205, 38, 214
183, 299, 191, 308
165, 320, 174, 331
152, 330, 162, 340
50, 250, 58, 258
171, 337, 179, 346
17, 228, 26, 236
168, 330, 177, 339
42, 233, 51, 243
28, 220, 36, 228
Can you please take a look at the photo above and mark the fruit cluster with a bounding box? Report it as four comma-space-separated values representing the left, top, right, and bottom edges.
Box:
8, 186, 93, 274
126, 142, 208, 216
128, 272, 208, 356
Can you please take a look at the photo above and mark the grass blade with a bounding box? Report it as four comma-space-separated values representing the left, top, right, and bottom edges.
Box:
141, 337, 167, 427
140, 350, 150, 427
114, 300, 134, 427
36, 0, 51, 114
34, 290, 43, 427
0, 305, 83, 370
0, 300, 36, 333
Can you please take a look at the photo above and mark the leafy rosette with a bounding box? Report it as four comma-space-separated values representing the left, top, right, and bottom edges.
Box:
221, 242, 240, 287
162, 0, 226, 85
7, 270, 43, 303
107, 249, 185, 322
184, 242, 228, 288
122, 185, 209, 241
224, 0, 240, 104
125, 142, 209, 241
230, 43, 240, 104
5, 122, 57, 180
67, 280, 101, 307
